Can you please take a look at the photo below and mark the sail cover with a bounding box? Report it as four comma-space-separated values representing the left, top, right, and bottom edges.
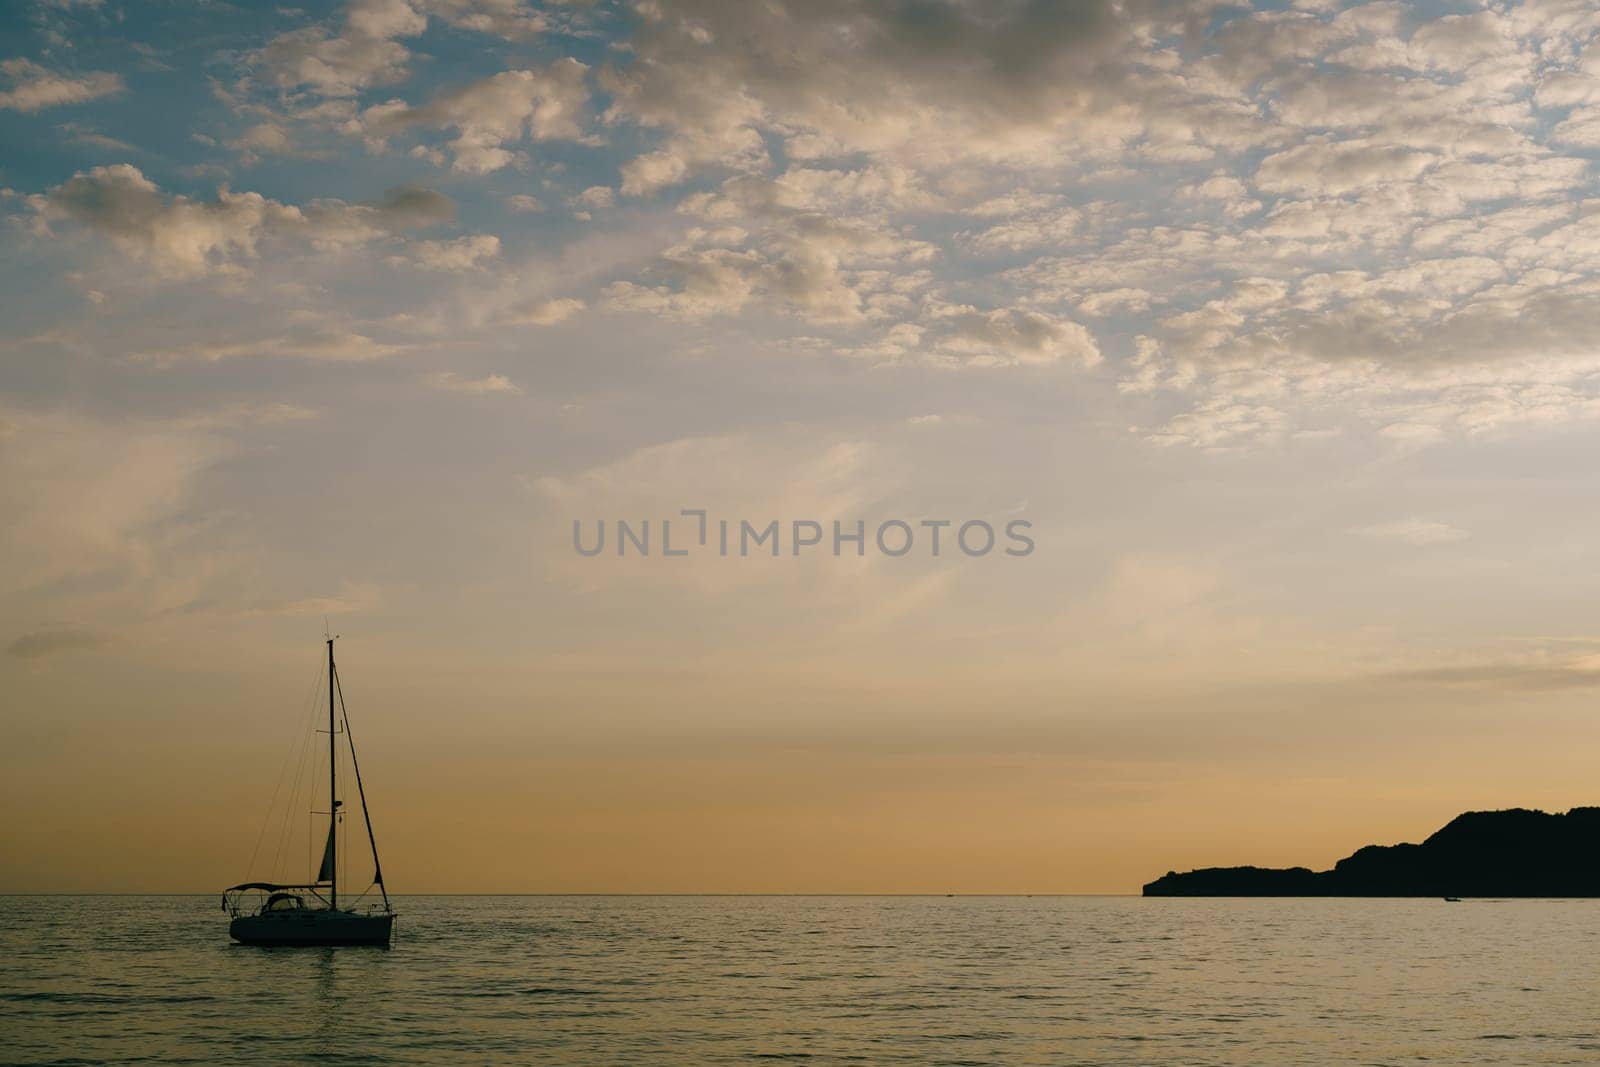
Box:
317, 823, 335, 882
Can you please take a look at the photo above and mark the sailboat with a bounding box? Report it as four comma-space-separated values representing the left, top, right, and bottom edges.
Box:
221, 638, 395, 946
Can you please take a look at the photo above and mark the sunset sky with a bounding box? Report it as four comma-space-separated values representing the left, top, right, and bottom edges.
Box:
8, 0, 1600, 893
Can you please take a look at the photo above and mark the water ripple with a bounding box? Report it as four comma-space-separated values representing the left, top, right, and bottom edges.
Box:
4, 896, 1600, 1065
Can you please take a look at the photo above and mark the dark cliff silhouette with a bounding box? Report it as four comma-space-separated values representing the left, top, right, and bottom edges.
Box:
1143, 807, 1600, 897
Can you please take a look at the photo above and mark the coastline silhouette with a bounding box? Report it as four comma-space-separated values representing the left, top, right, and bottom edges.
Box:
1144, 807, 1600, 897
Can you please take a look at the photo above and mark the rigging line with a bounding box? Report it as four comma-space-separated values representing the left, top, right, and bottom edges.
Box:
270, 712, 309, 878
272, 677, 320, 879
245, 655, 328, 878
334, 660, 390, 911
271, 659, 325, 880
270, 660, 320, 876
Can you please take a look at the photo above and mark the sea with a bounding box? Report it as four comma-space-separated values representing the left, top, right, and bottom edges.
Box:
3, 895, 1599, 1065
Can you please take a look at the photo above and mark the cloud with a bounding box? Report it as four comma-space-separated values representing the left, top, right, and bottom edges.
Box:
0, 403, 388, 628
238, 580, 383, 618
1254, 140, 1438, 198
606, 169, 937, 325
394, 233, 501, 271
7, 628, 107, 659
1356, 520, 1471, 546
576, 185, 615, 210
360, 183, 456, 228
170, 402, 320, 429
932, 306, 1101, 368
22, 0, 1600, 451
56, 122, 138, 153
362, 60, 590, 173
425, 371, 522, 394
254, 0, 423, 97
599, 0, 1231, 194
602, 252, 762, 320
28, 164, 295, 276
507, 296, 584, 326
0, 406, 226, 597
0, 58, 122, 112
424, 0, 547, 39
581, 0, 1600, 440
959, 199, 1081, 255
1392, 654, 1600, 692
27, 166, 454, 276
226, 122, 297, 160
136, 329, 402, 365
252, 0, 558, 100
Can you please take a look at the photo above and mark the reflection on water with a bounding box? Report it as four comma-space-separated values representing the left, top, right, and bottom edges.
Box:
4, 895, 1600, 1065
312, 948, 336, 1058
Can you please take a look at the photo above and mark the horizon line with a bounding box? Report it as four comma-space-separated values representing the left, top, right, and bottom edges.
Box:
0, 890, 1145, 897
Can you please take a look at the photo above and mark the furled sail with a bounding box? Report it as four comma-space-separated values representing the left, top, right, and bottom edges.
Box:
317, 823, 336, 883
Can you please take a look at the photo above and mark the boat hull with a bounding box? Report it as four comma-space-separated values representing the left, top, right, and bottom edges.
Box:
230, 910, 394, 947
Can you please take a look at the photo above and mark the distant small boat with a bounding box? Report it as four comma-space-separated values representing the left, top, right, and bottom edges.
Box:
1443, 896, 1461, 902
222, 638, 395, 946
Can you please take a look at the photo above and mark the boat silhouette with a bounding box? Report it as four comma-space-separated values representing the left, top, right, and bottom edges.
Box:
221, 638, 395, 946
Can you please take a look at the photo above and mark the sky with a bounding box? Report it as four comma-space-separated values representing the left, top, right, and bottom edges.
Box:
7, 0, 1600, 893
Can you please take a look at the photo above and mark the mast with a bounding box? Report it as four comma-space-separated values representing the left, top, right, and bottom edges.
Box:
327, 636, 337, 911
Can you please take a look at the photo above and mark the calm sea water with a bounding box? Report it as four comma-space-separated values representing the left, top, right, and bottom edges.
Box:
3, 895, 1599, 1065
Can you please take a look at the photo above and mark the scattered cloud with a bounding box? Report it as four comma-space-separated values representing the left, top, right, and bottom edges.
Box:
253, 0, 426, 97
361, 60, 590, 173
425, 371, 522, 394
0, 58, 122, 112
136, 330, 402, 364
1393, 653, 1600, 692
507, 296, 584, 326
395, 233, 501, 271
56, 122, 137, 152
0, 406, 227, 598
226, 122, 297, 160
576, 185, 615, 210
27, 166, 453, 276
28, 164, 292, 276
7, 628, 108, 659
1357, 519, 1471, 546
598, 0, 1196, 195
238, 580, 383, 618
14, 0, 1600, 460
9, 0, 1600, 774
928, 305, 1101, 368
